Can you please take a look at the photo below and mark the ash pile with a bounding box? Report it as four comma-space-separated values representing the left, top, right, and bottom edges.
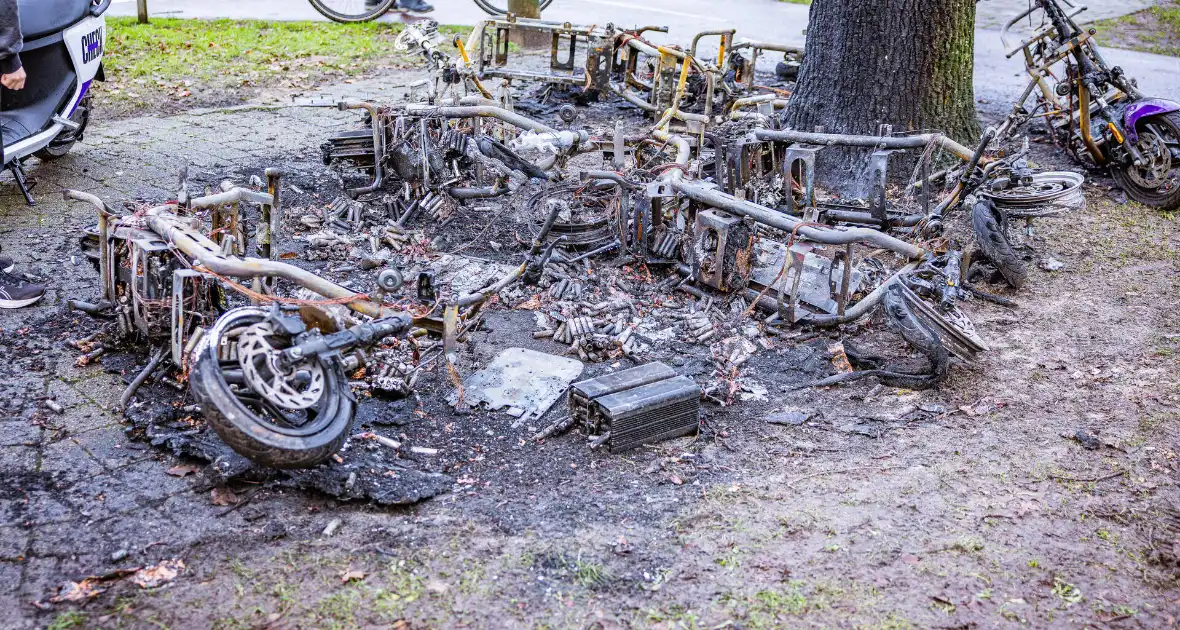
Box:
63, 17, 1084, 505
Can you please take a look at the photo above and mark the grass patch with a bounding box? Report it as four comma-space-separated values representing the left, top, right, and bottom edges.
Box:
1090, 1, 1180, 57
47, 610, 87, 630
99, 17, 467, 116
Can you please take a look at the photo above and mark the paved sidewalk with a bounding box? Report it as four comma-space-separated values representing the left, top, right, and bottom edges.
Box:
0, 71, 416, 629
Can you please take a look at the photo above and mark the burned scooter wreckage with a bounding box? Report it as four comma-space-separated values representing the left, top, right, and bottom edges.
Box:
315, 18, 1053, 392
66, 170, 550, 468
67, 14, 1098, 474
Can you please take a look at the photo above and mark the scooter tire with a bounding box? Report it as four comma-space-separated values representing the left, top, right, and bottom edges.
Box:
34, 141, 75, 161
189, 307, 356, 469
1110, 111, 1180, 212
971, 198, 1027, 289
308, 0, 398, 23
474, 0, 555, 16
35, 103, 89, 161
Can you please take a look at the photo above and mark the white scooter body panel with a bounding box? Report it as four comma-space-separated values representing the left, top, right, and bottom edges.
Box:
5, 14, 105, 161
64, 16, 107, 99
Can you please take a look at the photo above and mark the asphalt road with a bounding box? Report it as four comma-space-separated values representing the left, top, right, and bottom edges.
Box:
109, 0, 1180, 116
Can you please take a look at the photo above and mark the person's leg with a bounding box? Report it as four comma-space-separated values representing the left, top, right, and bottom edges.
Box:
398, 0, 434, 13
0, 270, 44, 308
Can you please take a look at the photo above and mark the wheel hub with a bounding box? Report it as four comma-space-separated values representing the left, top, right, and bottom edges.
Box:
981, 171, 1085, 217
237, 322, 326, 411
1126, 132, 1173, 189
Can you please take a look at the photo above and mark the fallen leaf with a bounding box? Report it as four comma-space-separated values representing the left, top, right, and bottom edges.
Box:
829, 341, 853, 373
211, 487, 238, 506
51, 578, 106, 602
165, 465, 200, 477
669, 475, 684, 485
132, 559, 184, 589
341, 569, 366, 583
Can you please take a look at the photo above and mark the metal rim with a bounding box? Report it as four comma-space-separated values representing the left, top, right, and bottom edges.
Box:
474, 0, 556, 16
1125, 126, 1176, 190
307, 0, 398, 23
899, 284, 989, 362
201, 308, 339, 437
981, 171, 1084, 208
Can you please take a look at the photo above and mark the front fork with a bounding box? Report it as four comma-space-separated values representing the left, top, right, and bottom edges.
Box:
280, 314, 413, 368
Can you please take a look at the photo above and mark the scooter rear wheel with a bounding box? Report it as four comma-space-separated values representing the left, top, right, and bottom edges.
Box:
308, 0, 398, 23
34, 101, 89, 161
1111, 111, 1180, 212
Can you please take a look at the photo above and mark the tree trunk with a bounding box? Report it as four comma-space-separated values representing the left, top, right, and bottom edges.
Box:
507, 0, 541, 18
784, 0, 979, 188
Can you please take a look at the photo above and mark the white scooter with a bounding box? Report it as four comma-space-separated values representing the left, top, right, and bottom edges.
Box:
2, 0, 108, 204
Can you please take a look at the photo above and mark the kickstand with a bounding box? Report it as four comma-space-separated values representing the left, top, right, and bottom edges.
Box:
8, 161, 36, 206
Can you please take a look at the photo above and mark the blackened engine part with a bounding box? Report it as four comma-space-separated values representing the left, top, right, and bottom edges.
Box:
417, 271, 437, 303
322, 130, 377, 170
477, 136, 550, 180
570, 362, 700, 454
775, 59, 800, 80
694, 209, 754, 291
971, 198, 1028, 289
438, 129, 470, 159
527, 184, 617, 250
388, 136, 450, 184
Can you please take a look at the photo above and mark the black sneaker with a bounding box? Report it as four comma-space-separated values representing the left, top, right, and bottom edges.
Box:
399, 0, 434, 13
0, 256, 12, 273
0, 271, 45, 309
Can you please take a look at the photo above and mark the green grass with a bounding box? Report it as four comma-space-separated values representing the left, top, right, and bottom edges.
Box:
99, 17, 467, 115
1090, 1, 1180, 57
47, 610, 87, 630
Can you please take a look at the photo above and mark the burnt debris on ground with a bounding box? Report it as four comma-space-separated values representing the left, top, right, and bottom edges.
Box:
61, 17, 1090, 506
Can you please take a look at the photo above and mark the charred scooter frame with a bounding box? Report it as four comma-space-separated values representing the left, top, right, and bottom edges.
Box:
998, 0, 1180, 209
66, 180, 422, 469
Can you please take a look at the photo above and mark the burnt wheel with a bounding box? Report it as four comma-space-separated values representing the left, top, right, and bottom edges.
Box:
474, 0, 555, 16
189, 307, 355, 469
972, 198, 1027, 289
1111, 111, 1180, 211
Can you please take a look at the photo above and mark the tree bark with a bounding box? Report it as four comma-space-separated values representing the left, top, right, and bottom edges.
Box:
507, 0, 541, 18
784, 0, 979, 187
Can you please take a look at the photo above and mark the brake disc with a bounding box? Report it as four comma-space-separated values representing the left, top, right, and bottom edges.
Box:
1125, 132, 1173, 189
237, 321, 326, 411
899, 283, 988, 363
